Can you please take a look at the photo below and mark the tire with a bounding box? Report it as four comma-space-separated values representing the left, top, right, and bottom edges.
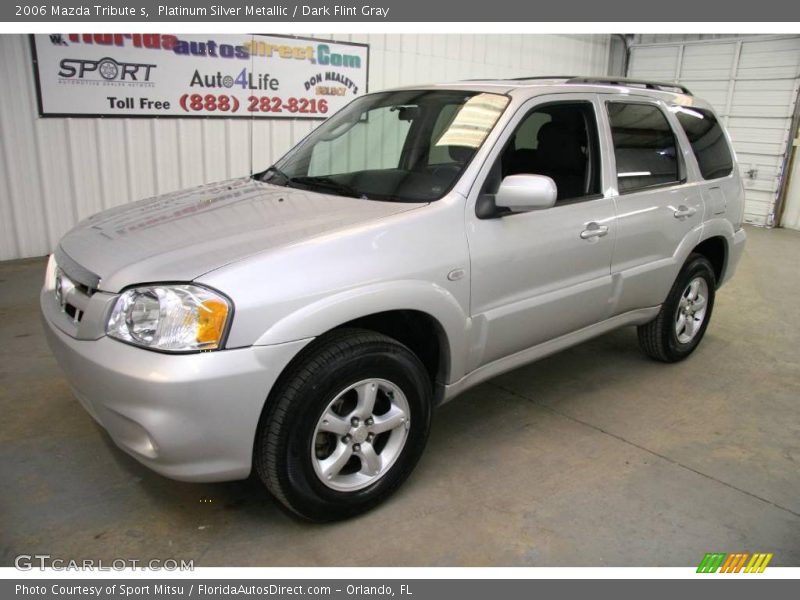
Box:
254, 328, 432, 522
637, 253, 716, 363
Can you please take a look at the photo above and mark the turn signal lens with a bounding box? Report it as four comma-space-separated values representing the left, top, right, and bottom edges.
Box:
196, 299, 229, 345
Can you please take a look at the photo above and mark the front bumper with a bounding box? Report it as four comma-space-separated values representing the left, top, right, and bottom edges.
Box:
41, 286, 310, 482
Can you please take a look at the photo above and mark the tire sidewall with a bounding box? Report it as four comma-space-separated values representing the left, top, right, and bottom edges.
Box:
272, 342, 431, 520
662, 256, 716, 359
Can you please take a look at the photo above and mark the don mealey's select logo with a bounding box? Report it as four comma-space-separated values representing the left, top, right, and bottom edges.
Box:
58, 57, 156, 82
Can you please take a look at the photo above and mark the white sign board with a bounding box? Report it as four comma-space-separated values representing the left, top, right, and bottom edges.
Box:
32, 33, 369, 119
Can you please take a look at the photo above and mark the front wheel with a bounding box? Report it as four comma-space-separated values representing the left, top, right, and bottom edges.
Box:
637, 254, 716, 362
254, 329, 432, 521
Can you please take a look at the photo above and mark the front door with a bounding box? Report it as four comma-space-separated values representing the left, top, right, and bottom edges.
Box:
465, 95, 616, 371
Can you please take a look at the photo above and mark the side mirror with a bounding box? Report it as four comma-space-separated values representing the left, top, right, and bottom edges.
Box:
495, 174, 557, 213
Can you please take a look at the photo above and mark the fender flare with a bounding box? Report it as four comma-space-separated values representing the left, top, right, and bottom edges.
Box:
696, 217, 735, 281
253, 280, 471, 383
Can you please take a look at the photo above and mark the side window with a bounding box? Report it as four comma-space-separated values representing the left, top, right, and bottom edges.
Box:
512, 112, 551, 150
675, 107, 734, 180
607, 102, 681, 193
481, 102, 601, 204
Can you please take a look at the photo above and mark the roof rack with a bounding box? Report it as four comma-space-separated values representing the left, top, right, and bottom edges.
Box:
460, 75, 576, 82
458, 75, 693, 96
508, 75, 576, 81
566, 76, 693, 96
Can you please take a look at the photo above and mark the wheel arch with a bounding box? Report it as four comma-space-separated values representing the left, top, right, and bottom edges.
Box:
693, 218, 735, 287
333, 310, 451, 400
692, 236, 727, 286
253, 280, 469, 394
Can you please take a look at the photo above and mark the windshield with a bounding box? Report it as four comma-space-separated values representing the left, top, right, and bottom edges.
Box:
256, 90, 510, 202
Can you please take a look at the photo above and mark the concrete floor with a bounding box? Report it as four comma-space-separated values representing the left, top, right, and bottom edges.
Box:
1, 225, 799, 567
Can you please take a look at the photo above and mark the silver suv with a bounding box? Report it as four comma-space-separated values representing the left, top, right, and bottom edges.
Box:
42, 76, 747, 521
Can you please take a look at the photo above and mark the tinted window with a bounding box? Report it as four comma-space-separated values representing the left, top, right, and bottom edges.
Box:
675, 107, 733, 180
486, 102, 601, 203
607, 102, 681, 193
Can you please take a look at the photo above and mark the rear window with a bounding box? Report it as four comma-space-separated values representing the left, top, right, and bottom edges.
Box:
607, 102, 681, 193
674, 107, 734, 180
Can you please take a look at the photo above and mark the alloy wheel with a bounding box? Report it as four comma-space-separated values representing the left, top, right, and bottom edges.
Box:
311, 378, 410, 492
675, 276, 709, 344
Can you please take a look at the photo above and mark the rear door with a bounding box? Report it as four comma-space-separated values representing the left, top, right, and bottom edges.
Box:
600, 96, 705, 315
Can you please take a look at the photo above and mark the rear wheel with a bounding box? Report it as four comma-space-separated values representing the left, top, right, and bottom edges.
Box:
254, 329, 432, 521
637, 254, 716, 362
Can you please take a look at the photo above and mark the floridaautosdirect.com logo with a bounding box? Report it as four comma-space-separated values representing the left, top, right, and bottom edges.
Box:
697, 552, 773, 573
57, 34, 364, 69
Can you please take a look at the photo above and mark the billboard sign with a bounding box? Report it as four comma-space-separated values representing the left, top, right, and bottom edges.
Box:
31, 33, 369, 119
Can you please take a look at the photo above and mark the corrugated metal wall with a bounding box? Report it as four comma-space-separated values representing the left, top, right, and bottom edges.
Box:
0, 33, 611, 261
633, 34, 743, 45
783, 141, 800, 230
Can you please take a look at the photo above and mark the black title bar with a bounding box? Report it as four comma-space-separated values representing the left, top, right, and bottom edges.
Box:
4, 0, 800, 22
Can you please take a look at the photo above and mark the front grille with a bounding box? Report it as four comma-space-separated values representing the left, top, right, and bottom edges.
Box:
64, 303, 81, 322
55, 268, 96, 324
48, 250, 114, 340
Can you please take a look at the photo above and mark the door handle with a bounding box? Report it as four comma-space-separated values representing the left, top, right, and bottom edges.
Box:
673, 205, 697, 219
580, 222, 609, 240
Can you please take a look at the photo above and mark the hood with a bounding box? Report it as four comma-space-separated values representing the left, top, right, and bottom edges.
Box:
57, 177, 425, 292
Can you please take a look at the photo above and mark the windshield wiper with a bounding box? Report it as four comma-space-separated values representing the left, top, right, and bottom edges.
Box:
288, 176, 366, 199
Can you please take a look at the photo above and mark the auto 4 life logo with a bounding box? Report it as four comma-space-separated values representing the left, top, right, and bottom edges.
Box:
697, 552, 773, 573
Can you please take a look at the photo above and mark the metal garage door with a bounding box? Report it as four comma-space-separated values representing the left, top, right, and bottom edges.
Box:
628, 36, 800, 226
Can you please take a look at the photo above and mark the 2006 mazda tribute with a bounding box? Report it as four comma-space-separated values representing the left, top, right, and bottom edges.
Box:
42, 76, 747, 520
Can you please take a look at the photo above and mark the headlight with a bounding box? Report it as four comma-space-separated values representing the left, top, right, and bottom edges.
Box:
107, 284, 231, 352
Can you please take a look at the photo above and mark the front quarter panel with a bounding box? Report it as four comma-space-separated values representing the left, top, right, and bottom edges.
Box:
196, 195, 472, 382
